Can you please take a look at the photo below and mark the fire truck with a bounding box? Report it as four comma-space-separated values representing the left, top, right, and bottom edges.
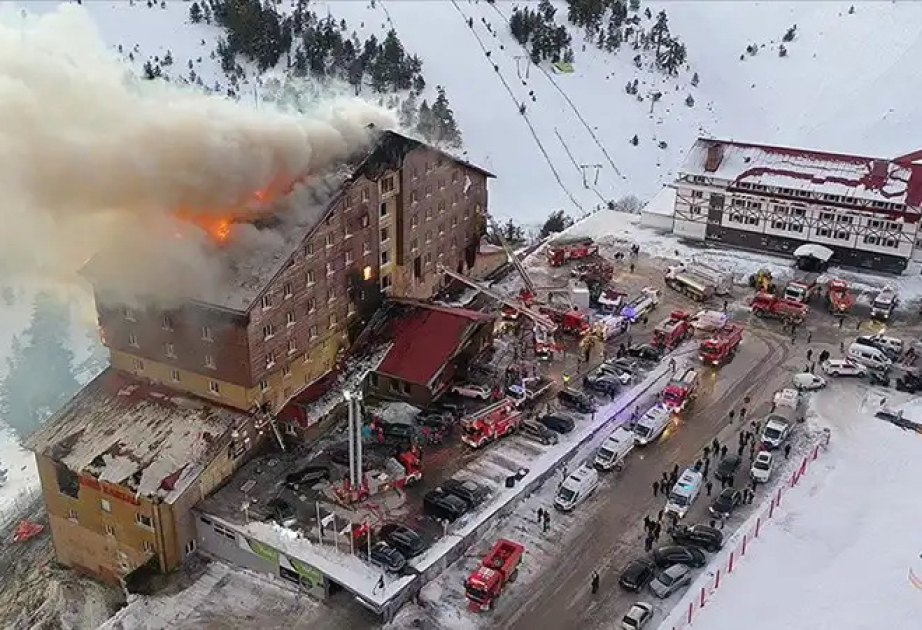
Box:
539, 305, 592, 335
333, 447, 422, 504
662, 367, 699, 412
461, 399, 524, 448
465, 539, 525, 611
666, 261, 734, 295
699, 323, 744, 366
652, 311, 693, 349
621, 287, 660, 323
750, 292, 808, 324
595, 287, 627, 314
826, 279, 855, 315
783, 271, 821, 304
547, 236, 598, 267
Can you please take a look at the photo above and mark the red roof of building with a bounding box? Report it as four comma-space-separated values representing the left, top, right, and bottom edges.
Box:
376, 304, 494, 386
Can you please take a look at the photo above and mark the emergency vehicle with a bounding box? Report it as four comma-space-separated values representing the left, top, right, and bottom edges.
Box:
662, 368, 699, 412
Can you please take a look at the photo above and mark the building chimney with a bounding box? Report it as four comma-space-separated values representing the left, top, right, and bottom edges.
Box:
704, 142, 724, 173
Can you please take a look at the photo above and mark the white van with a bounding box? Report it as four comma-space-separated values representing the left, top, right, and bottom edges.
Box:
632, 405, 672, 446
554, 465, 600, 512
593, 427, 635, 471
855, 335, 903, 360
665, 468, 704, 518
847, 342, 892, 371
772, 388, 802, 410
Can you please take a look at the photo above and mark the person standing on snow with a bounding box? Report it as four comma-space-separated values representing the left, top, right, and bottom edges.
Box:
652, 480, 660, 497
591, 571, 600, 595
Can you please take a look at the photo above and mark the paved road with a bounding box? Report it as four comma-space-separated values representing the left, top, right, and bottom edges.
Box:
497, 327, 795, 630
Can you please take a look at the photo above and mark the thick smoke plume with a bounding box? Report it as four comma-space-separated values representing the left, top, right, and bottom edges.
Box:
0, 4, 396, 305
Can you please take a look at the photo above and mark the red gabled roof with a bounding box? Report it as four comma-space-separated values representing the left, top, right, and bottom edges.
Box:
376, 304, 493, 386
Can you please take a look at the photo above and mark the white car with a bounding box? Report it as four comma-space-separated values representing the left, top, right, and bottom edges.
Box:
792, 372, 826, 391
621, 601, 654, 629
750, 451, 774, 483
821, 359, 867, 378
760, 418, 790, 450
451, 383, 491, 400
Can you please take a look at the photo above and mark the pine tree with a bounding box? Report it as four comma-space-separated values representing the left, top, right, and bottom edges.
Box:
605, 26, 622, 52
650, 10, 669, 45
539, 210, 573, 238
189, 1, 203, 23
416, 99, 436, 141
0, 293, 80, 439
630, 134, 639, 145
399, 93, 418, 127
685, 94, 695, 107
431, 86, 462, 148
779, 44, 788, 57
691, 71, 699, 87
782, 24, 797, 42
629, 0, 640, 11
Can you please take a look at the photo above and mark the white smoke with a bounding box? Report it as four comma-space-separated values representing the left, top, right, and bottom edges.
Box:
0, 4, 397, 305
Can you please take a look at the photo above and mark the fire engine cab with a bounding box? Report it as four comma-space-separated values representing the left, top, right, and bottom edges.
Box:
652, 311, 693, 349
461, 399, 523, 448
662, 368, 699, 412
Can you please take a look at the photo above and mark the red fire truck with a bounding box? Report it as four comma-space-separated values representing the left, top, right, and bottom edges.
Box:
826, 279, 855, 315
652, 311, 693, 349
547, 237, 598, 267
461, 399, 524, 449
699, 323, 744, 366
662, 368, 699, 412
465, 539, 525, 611
539, 305, 592, 336
750, 292, 808, 324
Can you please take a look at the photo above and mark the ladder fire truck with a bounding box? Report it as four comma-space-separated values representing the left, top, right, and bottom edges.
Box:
460, 398, 524, 448
547, 236, 599, 267
662, 367, 699, 412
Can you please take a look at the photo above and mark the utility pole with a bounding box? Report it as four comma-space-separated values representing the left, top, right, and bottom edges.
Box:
513, 55, 530, 81
579, 164, 603, 189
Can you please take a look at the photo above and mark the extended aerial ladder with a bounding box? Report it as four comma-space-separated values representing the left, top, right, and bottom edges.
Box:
487, 217, 570, 307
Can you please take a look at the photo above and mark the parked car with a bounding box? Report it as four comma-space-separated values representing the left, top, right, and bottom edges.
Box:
761, 418, 791, 450
378, 422, 419, 445
619, 558, 657, 592
649, 564, 692, 599
792, 372, 826, 391
422, 489, 469, 522
379, 523, 427, 558
627, 344, 663, 362
440, 478, 490, 510
651, 545, 707, 569
538, 412, 577, 434
583, 372, 621, 395
599, 363, 634, 385
284, 465, 330, 490
451, 383, 492, 400
519, 419, 560, 445
714, 454, 741, 481
896, 372, 922, 393
557, 388, 595, 413
671, 524, 723, 552
621, 602, 654, 630
368, 542, 407, 573
709, 488, 742, 519
265, 497, 297, 528
821, 359, 867, 378
750, 451, 774, 483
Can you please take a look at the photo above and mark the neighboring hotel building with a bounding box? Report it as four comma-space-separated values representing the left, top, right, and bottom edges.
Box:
672, 138, 922, 273
25, 130, 494, 586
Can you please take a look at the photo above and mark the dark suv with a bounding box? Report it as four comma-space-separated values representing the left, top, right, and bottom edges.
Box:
284, 465, 330, 490
379, 422, 418, 446
368, 542, 407, 573
423, 489, 469, 522
715, 454, 741, 481
441, 478, 490, 510
557, 388, 595, 413
651, 545, 707, 568
379, 523, 427, 557
618, 557, 656, 592
538, 413, 576, 434
519, 419, 559, 445
672, 524, 724, 553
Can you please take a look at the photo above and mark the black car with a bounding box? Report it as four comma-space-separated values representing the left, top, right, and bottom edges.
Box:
557, 388, 595, 413
651, 545, 707, 568
423, 489, 469, 522
284, 465, 330, 490
441, 478, 490, 510
519, 419, 560, 445
709, 488, 742, 519
715, 454, 741, 481
618, 558, 656, 592
379, 523, 427, 558
896, 373, 921, 393
265, 497, 297, 527
379, 422, 419, 445
627, 344, 663, 361
672, 524, 724, 553
583, 372, 621, 395
538, 412, 577, 434
368, 542, 407, 573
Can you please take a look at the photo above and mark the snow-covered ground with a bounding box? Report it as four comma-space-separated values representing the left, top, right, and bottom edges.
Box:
678, 389, 922, 630
14, 1, 922, 223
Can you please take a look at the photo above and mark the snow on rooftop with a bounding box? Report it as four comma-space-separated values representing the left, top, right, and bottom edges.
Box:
682, 138, 922, 206
686, 387, 922, 630
24, 368, 249, 502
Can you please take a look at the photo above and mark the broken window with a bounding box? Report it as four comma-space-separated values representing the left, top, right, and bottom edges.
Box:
55, 464, 80, 498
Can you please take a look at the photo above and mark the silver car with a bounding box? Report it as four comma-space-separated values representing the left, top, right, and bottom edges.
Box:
649, 564, 692, 599
621, 601, 654, 629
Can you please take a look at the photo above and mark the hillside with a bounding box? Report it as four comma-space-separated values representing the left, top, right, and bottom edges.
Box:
13, 0, 922, 225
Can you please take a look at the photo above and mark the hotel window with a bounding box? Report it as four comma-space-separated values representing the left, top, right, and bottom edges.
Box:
361, 188, 369, 202
162, 314, 174, 330
124, 307, 136, 322
359, 213, 370, 228
325, 233, 334, 248
306, 298, 316, 313
259, 379, 269, 391
260, 294, 272, 309
789, 223, 804, 233
691, 190, 703, 198
309, 325, 318, 339
410, 213, 419, 227
328, 287, 336, 302
304, 243, 314, 257
143, 541, 155, 553
363, 240, 371, 255
864, 235, 879, 245
835, 231, 849, 240
307, 270, 316, 286
452, 170, 459, 183
329, 313, 337, 328
164, 342, 176, 358
771, 220, 785, 230
345, 250, 354, 264
286, 311, 296, 327
745, 216, 759, 226
438, 202, 446, 214
410, 190, 419, 204
128, 332, 139, 348
105, 524, 116, 537
287, 339, 297, 354
135, 513, 153, 529
283, 282, 293, 298
817, 228, 831, 237
380, 227, 389, 242
425, 207, 433, 220
170, 369, 181, 382
265, 352, 276, 369
381, 250, 390, 265
326, 261, 335, 276
282, 365, 291, 378
67, 509, 78, 522
262, 324, 274, 340
209, 380, 221, 395
819, 212, 835, 222
201, 325, 213, 341
381, 176, 395, 194
438, 179, 445, 190
133, 358, 145, 372
425, 185, 432, 197
380, 202, 388, 218
204, 354, 216, 369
